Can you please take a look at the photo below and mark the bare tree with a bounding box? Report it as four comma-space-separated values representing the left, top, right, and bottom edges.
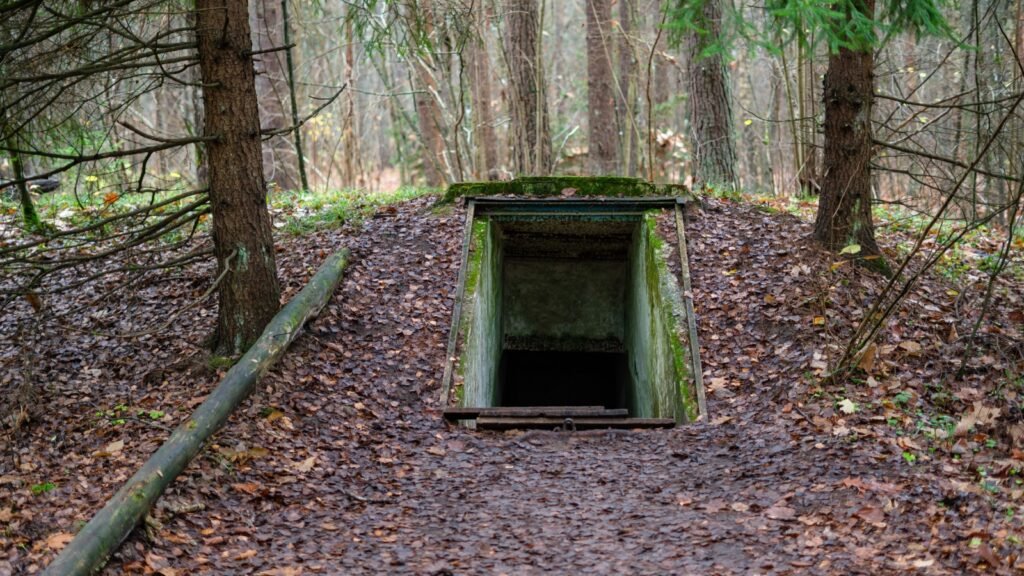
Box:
684, 0, 738, 189
469, 5, 499, 179
586, 0, 620, 175
505, 0, 551, 175
251, 0, 298, 191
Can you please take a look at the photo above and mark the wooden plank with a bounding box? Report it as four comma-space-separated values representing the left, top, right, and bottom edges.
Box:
474, 417, 676, 431
443, 406, 615, 420
484, 407, 629, 419
439, 200, 476, 405
675, 203, 708, 421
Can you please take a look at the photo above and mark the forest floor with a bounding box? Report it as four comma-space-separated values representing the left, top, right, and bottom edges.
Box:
3, 194, 1024, 574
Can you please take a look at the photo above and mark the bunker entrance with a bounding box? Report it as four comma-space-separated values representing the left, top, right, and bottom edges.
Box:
441, 195, 706, 430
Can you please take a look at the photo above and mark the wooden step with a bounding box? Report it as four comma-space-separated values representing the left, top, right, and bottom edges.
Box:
443, 406, 627, 421
474, 416, 676, 431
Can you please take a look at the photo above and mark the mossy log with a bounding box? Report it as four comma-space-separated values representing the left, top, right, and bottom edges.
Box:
43, 249, 350, 576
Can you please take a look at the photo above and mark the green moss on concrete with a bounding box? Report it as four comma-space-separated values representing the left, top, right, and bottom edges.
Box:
441, 176, 689, 203
448, 205, 701, 422
624, 212, 699, 423
456, 219, 503, 407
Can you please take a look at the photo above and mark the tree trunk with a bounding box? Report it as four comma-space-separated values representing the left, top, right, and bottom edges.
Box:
470, 6, 499, 179
196, 0, 282, 355
251, 0, 298, 192
617, 0, 637, 176
506, 0, 551, 176
280, 0, 309, 192
586, 0, 620, 175
411, 0, 447, 187
41, 250, 350, 576
685, 0, 738, 189
813, 0, 883, 261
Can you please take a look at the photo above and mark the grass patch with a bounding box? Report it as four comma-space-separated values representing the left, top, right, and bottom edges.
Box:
270, 186, 435, 234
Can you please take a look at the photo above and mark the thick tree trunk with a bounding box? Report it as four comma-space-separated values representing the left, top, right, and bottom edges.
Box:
586, 0, 620, 175
813, 4, 883, 260
196, 0, 282, 355
41, 250, 350, 576
506, 0, 552, 176
470, 7, 499, 179
251, 0, 298, 192
685, 0, 738, 189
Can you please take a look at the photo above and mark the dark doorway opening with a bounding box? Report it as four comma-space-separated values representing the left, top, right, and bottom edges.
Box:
499, 350, 630, 408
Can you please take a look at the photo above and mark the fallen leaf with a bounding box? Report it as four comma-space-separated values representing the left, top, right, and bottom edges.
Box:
856, 343, 877, 373
426, 446, 447, 457
955, 401, 1001, 437
765, 505, 796, 520
855, 506, 886, 526
838, 399, 857, 414
294, 456, 316, 472
231, 482, 261, 495
898, 341, 923, 355
46, 532, 74, 551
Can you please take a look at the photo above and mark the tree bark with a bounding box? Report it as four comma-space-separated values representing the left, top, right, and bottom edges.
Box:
411, 0, 447, 187
586, 0, 620, 175
685, 0, 738, 189
196, 0, 282, 355
251, 0, 298, 191
470, 6, 499, 179
280, 0, 309, 191
506, 0, 551, 176
617, 0, 637, 176
41, 250, 350, 576
813, 0, 883, 260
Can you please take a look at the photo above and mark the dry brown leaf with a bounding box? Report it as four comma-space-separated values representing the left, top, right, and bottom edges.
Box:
955, 401, 1001, 437
856, 343, 877, 373
231, 482, 261, 495
765, 505, 795, 520
294, 456, 316, 472
45, 532, 74, 551
855, 506, 886, 526
898, 341, 923, 355
235, 549, 258, 561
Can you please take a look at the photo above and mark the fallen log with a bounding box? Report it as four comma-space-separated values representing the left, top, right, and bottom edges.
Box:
43, 249, 350, 576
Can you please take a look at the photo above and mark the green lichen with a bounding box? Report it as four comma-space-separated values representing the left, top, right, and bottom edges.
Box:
236, 246, 249, 272
643, 211, 699, 422
440, 176, 689, 203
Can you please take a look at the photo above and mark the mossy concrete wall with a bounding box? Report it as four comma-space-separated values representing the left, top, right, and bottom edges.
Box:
624, 213, 699, 421
503, 259, 626, 351
452, 209, 700, 423
457, 219, 503, 407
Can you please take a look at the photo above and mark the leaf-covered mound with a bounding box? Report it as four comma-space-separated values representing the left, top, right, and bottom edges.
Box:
2, 195, 1022, 574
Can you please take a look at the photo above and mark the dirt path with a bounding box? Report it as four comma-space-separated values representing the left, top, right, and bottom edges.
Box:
3, 197, 1015, 574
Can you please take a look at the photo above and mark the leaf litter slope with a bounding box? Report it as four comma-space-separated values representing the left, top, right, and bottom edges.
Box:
2, 196, 1022, 574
